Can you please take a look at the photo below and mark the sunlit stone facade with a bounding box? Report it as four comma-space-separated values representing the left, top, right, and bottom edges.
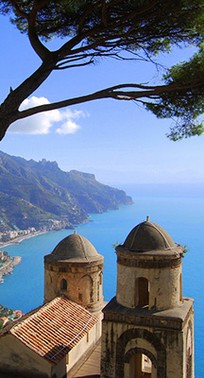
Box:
101, 219, 194, 378
44, 232, 104, 316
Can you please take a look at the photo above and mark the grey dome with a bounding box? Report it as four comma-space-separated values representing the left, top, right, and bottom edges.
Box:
50, 233, 102, 262
123, 220, 176, 252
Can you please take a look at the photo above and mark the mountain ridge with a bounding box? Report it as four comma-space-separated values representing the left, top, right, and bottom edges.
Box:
0, 151, 133, 232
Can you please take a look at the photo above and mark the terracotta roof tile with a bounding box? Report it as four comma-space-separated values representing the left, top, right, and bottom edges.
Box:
9, 296, 98, 364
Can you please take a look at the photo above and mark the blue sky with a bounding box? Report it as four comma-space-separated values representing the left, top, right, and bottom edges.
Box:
0, 15, 204, 188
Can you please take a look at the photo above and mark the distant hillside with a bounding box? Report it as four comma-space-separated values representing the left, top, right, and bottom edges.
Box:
0, 151, 133, 231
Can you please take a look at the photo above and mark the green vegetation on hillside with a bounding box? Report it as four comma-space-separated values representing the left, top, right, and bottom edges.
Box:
0, 151, 133, 231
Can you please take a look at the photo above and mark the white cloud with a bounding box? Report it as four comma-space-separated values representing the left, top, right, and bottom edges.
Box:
55, 108, 87, 135
62, 108, 86, 120
56, 120, 80, 135
9, 96, 86, 135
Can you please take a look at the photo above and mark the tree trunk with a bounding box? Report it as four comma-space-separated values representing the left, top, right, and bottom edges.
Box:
0, 53, 57, 140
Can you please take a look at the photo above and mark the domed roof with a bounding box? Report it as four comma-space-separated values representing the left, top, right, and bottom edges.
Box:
47, 233, 103, 262
122, 219, 176, 252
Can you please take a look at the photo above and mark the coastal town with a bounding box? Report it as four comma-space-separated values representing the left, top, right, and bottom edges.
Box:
0, 225, 58, 244
0, 227, 37, 244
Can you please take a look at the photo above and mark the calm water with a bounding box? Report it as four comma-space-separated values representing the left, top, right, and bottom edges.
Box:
0, 189, 203, 377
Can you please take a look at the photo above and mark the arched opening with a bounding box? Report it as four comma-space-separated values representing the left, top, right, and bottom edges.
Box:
129, 353, 153, 378
99, 272, 103, 285
115, 328, 166, 378
186, 348, 192, 378
60, 278, 67, 291
78, 275, 93, 305
124, 348, 157, 378
96, 272, 103, 301
186, 324, 193, 378
136, 277, 149, 307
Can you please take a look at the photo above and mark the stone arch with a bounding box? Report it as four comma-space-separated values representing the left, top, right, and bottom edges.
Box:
96, 272, 103, 301
186, 320, 193, 378
78, 275, 93, 304
124, 347, 157, 368
124, 347, 156, 378
116, 328, 166, 378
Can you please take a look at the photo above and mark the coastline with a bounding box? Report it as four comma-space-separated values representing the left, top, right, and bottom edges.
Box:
0, 256, 22, 283
0, 230, 47, 249
0, 230, 49, 283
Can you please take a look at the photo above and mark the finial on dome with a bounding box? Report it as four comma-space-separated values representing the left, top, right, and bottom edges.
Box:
74, 230, 77, 234
146, 216, 150, 222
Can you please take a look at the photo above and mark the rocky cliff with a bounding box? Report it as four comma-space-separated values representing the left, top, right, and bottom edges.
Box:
0, 151, 133, 231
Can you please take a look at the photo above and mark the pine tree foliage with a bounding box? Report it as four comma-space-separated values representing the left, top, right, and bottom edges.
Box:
0, 0, 203, 140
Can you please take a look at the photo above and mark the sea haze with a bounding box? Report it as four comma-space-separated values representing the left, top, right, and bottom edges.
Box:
0, 183, 203, 378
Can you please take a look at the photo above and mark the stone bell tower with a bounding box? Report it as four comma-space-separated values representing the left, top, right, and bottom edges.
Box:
101, 218, 194, 378
44, 232, 104, 317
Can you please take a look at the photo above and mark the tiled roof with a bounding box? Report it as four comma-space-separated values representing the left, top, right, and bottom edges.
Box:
9, 296, 98, 364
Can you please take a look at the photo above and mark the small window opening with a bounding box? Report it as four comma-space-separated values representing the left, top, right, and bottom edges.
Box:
136, 277, 149, 307
79, 293, 83, 301
60, 278, 67, 291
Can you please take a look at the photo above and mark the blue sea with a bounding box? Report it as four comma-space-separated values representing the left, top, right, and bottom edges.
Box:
0, 184, 203, 377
